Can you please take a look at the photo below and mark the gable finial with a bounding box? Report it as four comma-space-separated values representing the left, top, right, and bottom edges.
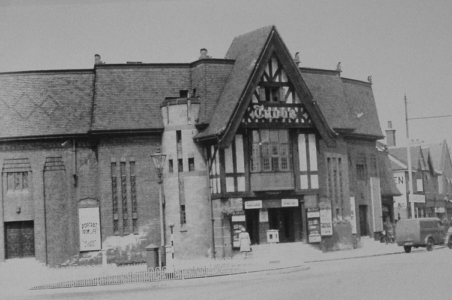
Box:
367, 76, 372, 85
294, 52, 300, 66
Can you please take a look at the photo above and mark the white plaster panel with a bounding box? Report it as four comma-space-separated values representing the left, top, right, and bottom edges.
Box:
298, 134, 307, 171
300, 175, 308, 189
226, 177, 235, 192
235, 135, 245, 173
225, 146, 233, 173
309, 134, 318, 171
311, 174, 319, 189
237, 176, 246, 192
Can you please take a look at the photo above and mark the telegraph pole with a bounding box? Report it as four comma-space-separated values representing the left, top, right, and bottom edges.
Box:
405, 95, 416, 218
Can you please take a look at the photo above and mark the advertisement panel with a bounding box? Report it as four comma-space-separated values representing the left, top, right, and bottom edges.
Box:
393, 172, 407, 208
244, 200, 262, 209
350, 197, 357, 234
320, 207, 333, 236
79, 207, 101, 251
306, 208, 321, 243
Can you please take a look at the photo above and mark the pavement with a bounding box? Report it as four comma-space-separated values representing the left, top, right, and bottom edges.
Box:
0, 237, 438, 296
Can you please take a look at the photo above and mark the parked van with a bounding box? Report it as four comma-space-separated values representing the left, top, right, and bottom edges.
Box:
395, 218, 452, 253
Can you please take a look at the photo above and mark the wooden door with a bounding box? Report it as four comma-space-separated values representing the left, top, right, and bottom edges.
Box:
5, 221, 35, 259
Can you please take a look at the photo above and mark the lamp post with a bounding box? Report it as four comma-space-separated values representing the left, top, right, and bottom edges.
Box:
151, 144, 167, 268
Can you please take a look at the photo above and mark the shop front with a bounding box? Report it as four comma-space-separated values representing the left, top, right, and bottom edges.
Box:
241, 198, 305, 245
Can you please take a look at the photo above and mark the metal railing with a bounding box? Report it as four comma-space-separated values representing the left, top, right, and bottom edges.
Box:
30, 263, 246, 290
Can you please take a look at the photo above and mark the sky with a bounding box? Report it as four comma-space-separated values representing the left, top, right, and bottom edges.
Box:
1, 0, 451, 148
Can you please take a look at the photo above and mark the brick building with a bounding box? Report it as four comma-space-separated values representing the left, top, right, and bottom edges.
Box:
0, 26, 390, 266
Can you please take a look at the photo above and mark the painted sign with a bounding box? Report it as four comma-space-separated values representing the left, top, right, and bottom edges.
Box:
79, 207, 101, 251
393, 172, 407, 208
307, 207, 320, 218
435, 207, 446, 213
412, 194, 426, 203
320, 207, 333, 236
245, 200, 262, 209
350, 197, 357, 234
282, 199, 298, 207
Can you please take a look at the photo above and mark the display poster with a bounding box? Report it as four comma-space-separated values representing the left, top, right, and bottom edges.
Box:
320, 207, 333, 236
259, 209, 268, 223
244, 200, 262, 209
79, 207, 102, 251
350, 197, 357, 234
231, 211, 246, 248
306, 208, 321, 243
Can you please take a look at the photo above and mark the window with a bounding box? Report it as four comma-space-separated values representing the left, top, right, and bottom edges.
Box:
7, 172, 28, 191
251, 129, 291, 172
180, 205, 186, 224
178, 159, 183, 173
179, 90, 188, 98
188, 158, 195, 172
130, 161, 138, 234
356, 153, 367, 181
169, 159, 174, 173
111, 162, 119, 235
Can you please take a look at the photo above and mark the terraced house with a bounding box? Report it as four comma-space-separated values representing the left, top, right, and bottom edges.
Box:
0, 26, 393, 267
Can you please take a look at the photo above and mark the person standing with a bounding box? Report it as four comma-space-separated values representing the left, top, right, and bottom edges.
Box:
239, 227, 251, 259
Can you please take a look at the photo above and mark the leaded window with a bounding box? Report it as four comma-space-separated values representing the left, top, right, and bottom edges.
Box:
251, 129, 291, 172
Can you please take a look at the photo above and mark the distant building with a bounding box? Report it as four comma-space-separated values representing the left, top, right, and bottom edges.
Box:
385, 122, 452, 220
0, 26, 391, 266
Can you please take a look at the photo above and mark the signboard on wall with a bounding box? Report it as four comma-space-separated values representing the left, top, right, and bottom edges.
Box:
282, 199, 299, 207
306, 208, 321, 243
350, 197, 357, 234
79, 207, 101, 251
245, 200, 262, 209
320, 207, 333, 236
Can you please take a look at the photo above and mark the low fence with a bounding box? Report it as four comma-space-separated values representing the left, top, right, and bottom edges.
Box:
30, 263, 247, 290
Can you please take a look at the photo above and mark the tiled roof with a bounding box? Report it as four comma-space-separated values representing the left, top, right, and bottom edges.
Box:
91, 65, 190, 132
0, 70, 93, 139
388, 146, 422, 170
378, 151, 402, 196
422, 142, 445, 173
195, 26, 274, 139
300, 70, 383, 137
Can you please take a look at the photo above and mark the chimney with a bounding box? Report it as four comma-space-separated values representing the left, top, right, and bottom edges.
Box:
199, 48, 210, 59
386, 121, 396, 147
94, 54, 102, 65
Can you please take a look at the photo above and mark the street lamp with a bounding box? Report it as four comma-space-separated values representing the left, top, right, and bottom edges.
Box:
151, 144, 167, 268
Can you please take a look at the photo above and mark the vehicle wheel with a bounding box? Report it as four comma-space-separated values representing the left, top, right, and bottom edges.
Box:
426, 238, 434, 251
404, 246, 412, 253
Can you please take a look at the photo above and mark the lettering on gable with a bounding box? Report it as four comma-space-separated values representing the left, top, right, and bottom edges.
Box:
241, 103, 312, 127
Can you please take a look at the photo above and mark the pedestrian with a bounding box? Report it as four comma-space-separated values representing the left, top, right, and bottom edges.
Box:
239, 226, 251, 259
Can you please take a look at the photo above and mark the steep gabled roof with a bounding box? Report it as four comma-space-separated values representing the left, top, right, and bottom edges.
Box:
194, 26, 336, 148
378, 150, 402, 196
0, 70, 93, 139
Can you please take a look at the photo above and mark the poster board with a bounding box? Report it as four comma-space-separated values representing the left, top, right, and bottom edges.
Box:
79, 207, 101, 251
231, 211, 246, 248
306, 207, 321, 243
320, 207, 333, 236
